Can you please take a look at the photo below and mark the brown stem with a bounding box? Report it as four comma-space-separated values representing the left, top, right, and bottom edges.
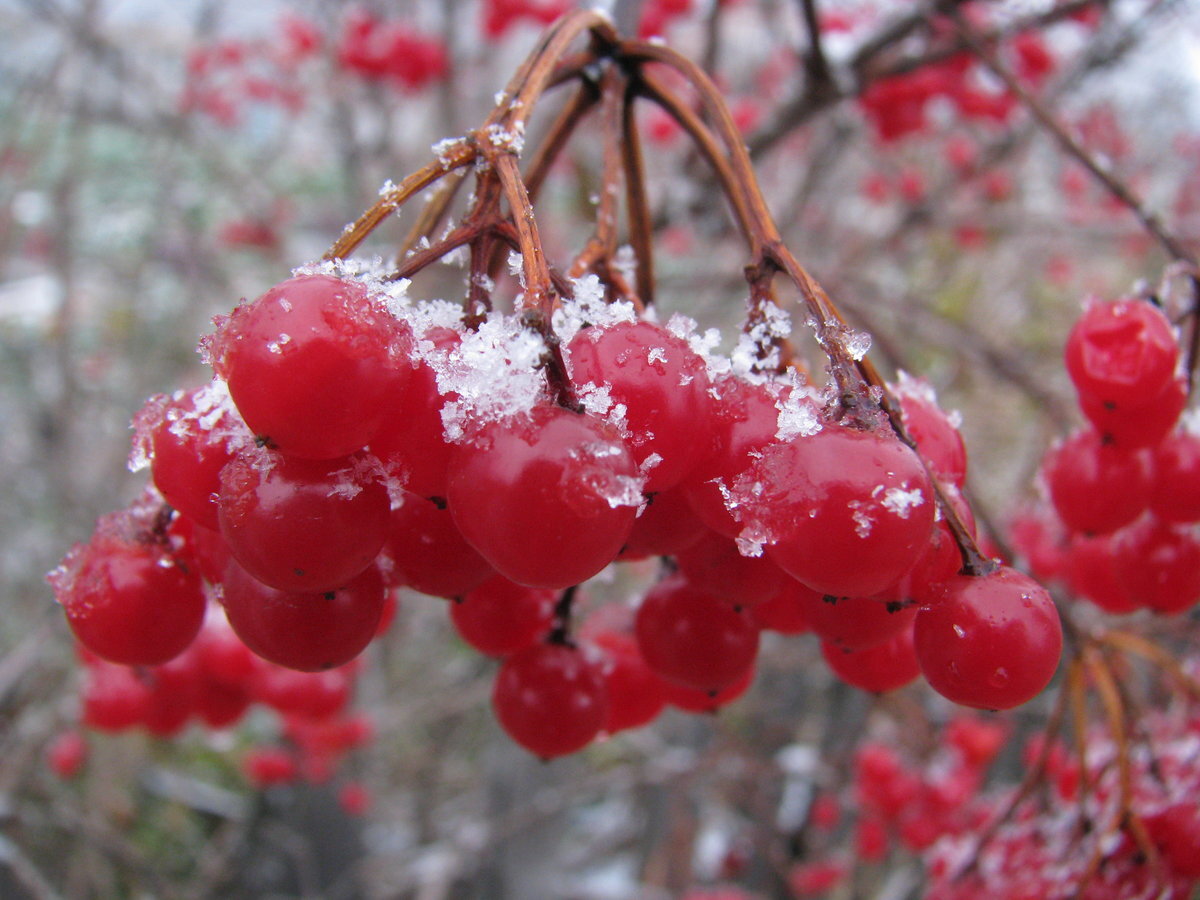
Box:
324, 142, 476, 260
621, 81, 656, 308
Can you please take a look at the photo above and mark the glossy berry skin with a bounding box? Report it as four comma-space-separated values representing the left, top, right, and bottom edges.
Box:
616, 488, 707, 560
384, 491, 494, 599
221, 560, 386, 672
51, 527, 206, 668
895, 381, 968, 487
1042, 428, 1150, 535
820, 627, 920, 693
750, 580, 813, 634
369, 325, 461, 501
566, 320, 714, 492
447, 405, 640, 589
217, 449, 390, 594
491, 642, 608, 759
681, 376, 781, 538
797, 592, 917, 651
635, 575, 760, 693
208, 274, 412, 459
914, 567, 1062, 710
1079, 374, 1187, 450
449, 575, 555, 657
1150, 430, 1200, 523
589, 630, 667, 734
1065, 533, 1138, 614
1064, 297, 1178, 410
1111, 516, 1200, 614
674, 530, 788, 606
1144, 803, 1200, 878
740, 425, 935, 598
659, 665, 754, 713
138, 384, 245, 530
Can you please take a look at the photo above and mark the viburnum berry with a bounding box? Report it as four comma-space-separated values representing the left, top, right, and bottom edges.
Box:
681, 375, 783, 538
446, 403, 641, 589
49, 505, 206, 667
369, 325, 461, 501
1110, 515, 1200, 614
588, 630, 667, 734
216, 448, 390, 594
491, 642, 608, 759
821, 626, 920, 693
46, 730, 88, 779
616, 487, 708, 560
449, 575, 556, 657
383, 491, 495, 599
659, 664, 754, 714
1079, 373, 1187, 450
1042, 427, 1151, 535
80, 660, 153, 732
913, 566, 1062, 710
634, 574, 759, 693
734, 422, 936, 598
749, 579, 813, 634
1143, 802, 1200, 878
797, 592, 917, 651
206, 273, 413, 460
893, 375, 968, 487
674, 529, 788, 606
132, 381, 250, 531
1065, 533, 1139, 613
221, 560, 386, 671
1064, 296, 1179, 410
565, 319, 714, 492
1149, 428, 1200, 523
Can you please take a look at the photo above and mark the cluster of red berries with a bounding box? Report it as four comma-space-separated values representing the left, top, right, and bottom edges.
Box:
48, 261, 1064, 761
777, 716, 1008, 896
856, 17, 1063, 143
1012, 295, 1200, 616
925, 703, 1200, 899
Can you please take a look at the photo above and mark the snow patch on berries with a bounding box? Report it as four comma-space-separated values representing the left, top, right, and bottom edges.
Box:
435, 315, 549, 442
776, 392, 822, 441
666, 312, 723, 373
552, 274, 636, 345
290, 257, 413, 319
881, 486, 925, 519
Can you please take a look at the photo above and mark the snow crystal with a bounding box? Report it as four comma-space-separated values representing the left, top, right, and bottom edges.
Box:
551, 274, 636, 346
434, 314, 549, 443
647, 346, 667, 365
484, 122, 526, 156
775, 390, 822, 441
378, 179, 397, 198
881, 486, 925, 519
613, 245, 636, 286
507, 251, 525, 288
639, 452, 662, 474
842, 328, 872, 361
431, 137, 463, 168
848, 500, 874, 538
278, 297, 293, 313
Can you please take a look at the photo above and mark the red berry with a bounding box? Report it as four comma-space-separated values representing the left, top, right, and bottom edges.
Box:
749, 579, 813, 634
1064, 533, 1138, 613
50, 508, 206, 667
589, 630, 667, 734
681, 375, 783, 538
222, 560, 386, 671
1079, 374, 1187, 450
1042, 428, 1150, 535
134, 382, 249, 530
208, 274, 413, 459
821, 626, 920, 693
914, 567, 1062, 710
1150, 429, 1200, 523
384, 491, 494, 599
794, 592, 916, 651
566, 320, 714, 492
46, 730, 88, 779
449, 575, 556, 657
217, 448, 390, 594
737, 424, 936, 598
660, 664, 754, 713
635, 575, 759, 693
491, 643, 608, 759
1064, 297, 1178, 410
447, 404, 640, 589
617, 487, 708, 560
674, 529, 788, 606
1110, 515, 1200, 614
893, 376, 968, 487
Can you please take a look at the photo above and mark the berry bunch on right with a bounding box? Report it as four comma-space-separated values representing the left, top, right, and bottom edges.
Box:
1015, 295, 1200, 615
